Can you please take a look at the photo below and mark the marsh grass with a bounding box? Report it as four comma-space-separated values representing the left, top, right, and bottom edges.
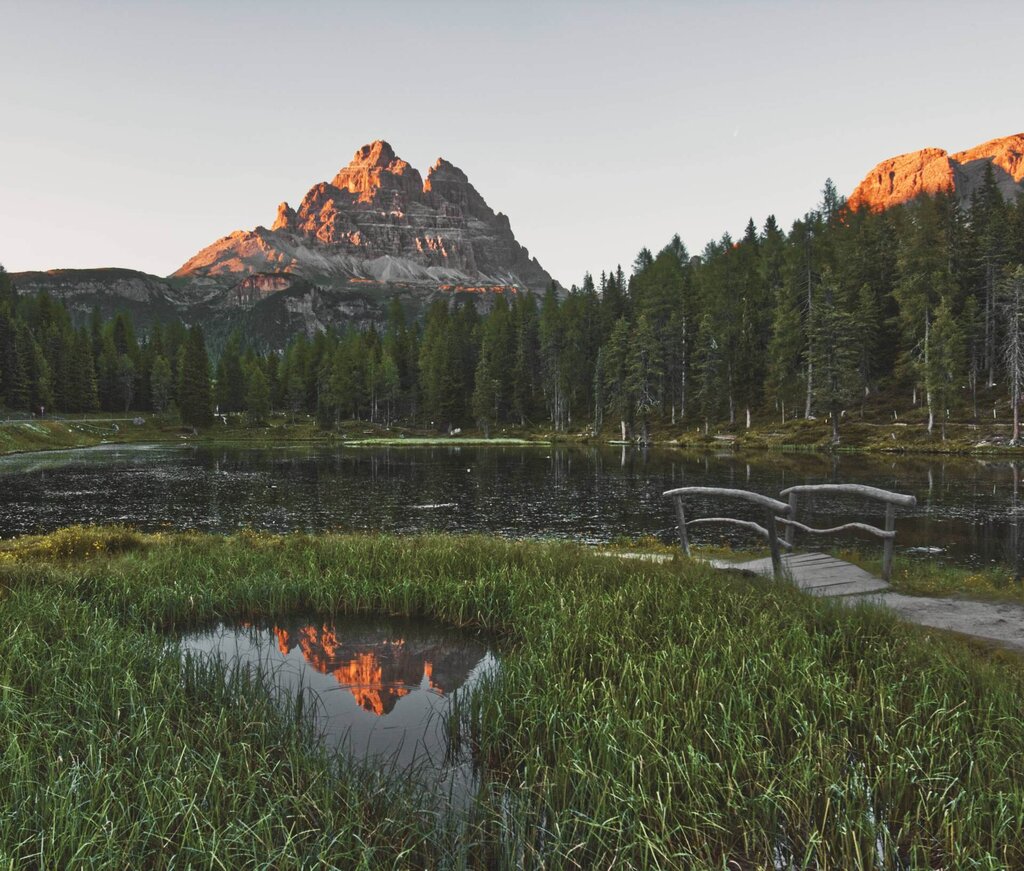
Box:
832, 545, 1024, 602
1, 527, 1022, 867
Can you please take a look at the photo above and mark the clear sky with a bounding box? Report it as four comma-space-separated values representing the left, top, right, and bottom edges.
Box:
2, 0, 1022, 287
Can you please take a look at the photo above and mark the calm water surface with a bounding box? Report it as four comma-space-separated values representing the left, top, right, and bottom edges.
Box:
178, 616, 496, 807
1, 442, 1022, 567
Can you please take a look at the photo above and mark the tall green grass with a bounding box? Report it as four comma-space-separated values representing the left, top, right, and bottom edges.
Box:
0, 527, 1022, 868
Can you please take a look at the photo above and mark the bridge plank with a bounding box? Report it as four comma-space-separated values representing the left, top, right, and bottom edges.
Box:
727, 552, 892, 598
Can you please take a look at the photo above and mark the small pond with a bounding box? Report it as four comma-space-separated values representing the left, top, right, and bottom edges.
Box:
178, 615, 498, 808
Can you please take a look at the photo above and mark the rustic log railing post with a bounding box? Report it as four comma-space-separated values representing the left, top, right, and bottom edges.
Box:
882, 502, 897, 581
765, 507, 783, 578
785, 491, 799, 546
663, 487, 791, 580
673, 494, 689, 556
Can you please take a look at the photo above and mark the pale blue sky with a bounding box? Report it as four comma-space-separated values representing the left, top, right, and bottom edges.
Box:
2, 0, 1022, 286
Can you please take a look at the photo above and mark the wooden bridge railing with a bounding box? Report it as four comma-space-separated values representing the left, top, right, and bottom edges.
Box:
663, 487, 792, 578
663, 483, 918, 582
778, 484, 917, 581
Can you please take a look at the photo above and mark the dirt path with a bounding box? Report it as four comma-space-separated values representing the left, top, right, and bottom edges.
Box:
861, 591, 1024, 653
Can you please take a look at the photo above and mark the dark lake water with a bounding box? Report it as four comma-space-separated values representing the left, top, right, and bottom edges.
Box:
178, 615, 496, 808
1, 442, 1022, 568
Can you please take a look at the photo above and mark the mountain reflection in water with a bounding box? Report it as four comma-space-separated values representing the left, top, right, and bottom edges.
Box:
179, 616, 496, 805
272, 622, 478, 716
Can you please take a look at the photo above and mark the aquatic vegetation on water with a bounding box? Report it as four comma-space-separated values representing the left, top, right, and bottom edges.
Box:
0, 528, 1021, 867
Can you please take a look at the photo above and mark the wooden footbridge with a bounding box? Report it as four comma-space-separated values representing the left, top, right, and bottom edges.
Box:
663, 484, 918, 599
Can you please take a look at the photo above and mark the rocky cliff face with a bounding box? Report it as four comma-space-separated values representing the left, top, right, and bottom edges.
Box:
173, 140, 555, 294
8, 268, 191, 328
848, 133, 1024, 212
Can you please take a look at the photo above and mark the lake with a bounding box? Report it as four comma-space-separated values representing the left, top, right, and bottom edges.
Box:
0, 442, 1021, 569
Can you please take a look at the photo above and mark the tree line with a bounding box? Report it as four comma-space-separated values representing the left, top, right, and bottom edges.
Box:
3, 165, 1024, 442
0, 273, 215, 425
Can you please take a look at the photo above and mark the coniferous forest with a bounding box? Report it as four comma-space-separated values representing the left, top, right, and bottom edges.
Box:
3, 171, 1024, 443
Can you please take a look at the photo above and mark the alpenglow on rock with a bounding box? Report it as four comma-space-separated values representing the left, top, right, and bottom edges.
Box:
848, 132, 1024, 213
173, 140, 555, 295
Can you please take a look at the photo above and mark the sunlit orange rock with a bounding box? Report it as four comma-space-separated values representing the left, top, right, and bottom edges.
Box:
271, 623, 478, 717
848, 133, 1024, 212
331, 140, 424, 207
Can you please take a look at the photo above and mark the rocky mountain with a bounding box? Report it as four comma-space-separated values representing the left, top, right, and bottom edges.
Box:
11, 140, 558, 348
848, 133, 1024, 212
174, 139, 554, 295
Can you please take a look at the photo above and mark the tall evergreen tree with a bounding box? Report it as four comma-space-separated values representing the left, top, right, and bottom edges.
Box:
177, 326, 213, 427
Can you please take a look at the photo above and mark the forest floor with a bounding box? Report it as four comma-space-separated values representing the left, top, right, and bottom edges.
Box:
0, 526, 1021, 867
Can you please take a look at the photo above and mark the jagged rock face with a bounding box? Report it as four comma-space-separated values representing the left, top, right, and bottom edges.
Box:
174, 140, 555, 294
848, 133, 1024, 212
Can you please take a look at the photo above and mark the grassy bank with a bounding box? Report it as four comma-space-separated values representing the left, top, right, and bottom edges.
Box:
7, 404, 1024, 459
0, 415, 546, 457
662, 415, 1024, 455
0, 527, 1022, 867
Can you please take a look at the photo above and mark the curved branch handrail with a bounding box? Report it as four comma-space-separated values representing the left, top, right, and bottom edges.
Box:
663, 486, 791, 577
663, 486, 790, 514
779, 484, 916, 581
775, 518, 895, 540
687, 518, 794, 549
778, 484, 917, 508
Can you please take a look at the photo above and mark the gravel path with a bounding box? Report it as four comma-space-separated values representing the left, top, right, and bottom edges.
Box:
862, 591, 1024, 653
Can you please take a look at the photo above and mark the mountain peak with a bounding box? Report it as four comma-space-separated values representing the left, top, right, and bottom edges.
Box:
848, 133, 1024, 213
331, 140, 422, 204
352, 139, 398, 167
426, 157, 468, 184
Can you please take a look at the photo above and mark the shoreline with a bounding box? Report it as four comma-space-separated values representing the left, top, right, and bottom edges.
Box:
3, 411, 1024, 460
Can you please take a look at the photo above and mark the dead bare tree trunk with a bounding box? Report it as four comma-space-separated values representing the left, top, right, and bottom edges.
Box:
1003, 268, 1024, 446
924, 309, 934, 435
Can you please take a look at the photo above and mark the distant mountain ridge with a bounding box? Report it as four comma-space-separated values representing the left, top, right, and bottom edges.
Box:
11, 140, 557, 348
848, 133, 1024, 212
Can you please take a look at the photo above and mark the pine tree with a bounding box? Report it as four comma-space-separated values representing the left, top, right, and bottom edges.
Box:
214, 332, 246, 412
68, 328, 99, 412
693, 312, 723, 425
766, 282, 804, 422
925, 295, 965, 439
625, 314, 664, 444
471, 344, 498, 438
511, 293, 541, 425
177, 326, 213, 427
0, 265, 12, 308
419, 300, 459, 430
808, 272, 859, 445
601, 317, 632, 441
539, 285, 567, 431
244, 362, 271, 426
150, 354, 174, 414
